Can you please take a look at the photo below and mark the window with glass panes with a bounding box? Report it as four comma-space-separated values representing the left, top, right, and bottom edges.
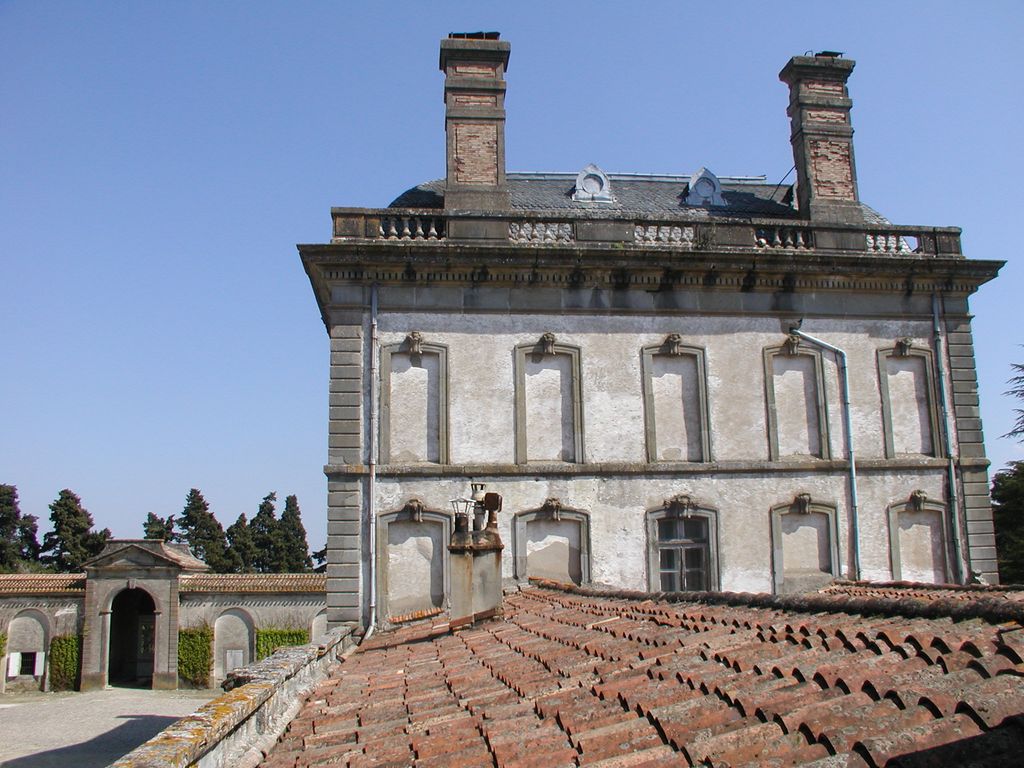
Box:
656, 515, 710, 591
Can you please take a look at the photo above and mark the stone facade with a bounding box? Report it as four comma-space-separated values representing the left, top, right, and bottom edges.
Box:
302, 36, 1002, 632
0, 541, 327, 693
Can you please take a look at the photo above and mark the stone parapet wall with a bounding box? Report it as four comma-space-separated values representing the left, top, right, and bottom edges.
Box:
110, 623, 358, 768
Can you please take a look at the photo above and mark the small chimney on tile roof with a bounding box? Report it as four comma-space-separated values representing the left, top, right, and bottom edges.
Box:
439, 33, 511, 212
779, 53, 864, 224
448, 485, 504, 629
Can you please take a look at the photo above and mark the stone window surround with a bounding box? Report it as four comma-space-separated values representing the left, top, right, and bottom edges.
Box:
886, 492, 950, 582
763, 342, 832, 461
375, 500, 452, 622
379, 339, 450, 465
513, 339, 585, 464
511, 500, 592, 584
876, 342, 943, 459
769, 495, 841, 595
645, 498, 720, 592
640, 340, 712, 463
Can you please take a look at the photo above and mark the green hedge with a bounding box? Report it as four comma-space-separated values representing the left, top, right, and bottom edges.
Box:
0, 631, 6, 658
178, 625, 213, 688
49, 635, 82, 691
255, 628, 309, 660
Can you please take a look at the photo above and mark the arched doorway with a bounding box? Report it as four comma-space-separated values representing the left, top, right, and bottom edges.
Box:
108, 588, 156, 687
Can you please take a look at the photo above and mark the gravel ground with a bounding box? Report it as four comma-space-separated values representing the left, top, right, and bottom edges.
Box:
0, 687, 220, 768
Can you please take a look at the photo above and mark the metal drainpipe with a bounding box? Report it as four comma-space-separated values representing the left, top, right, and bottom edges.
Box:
364, 284, 380, 643
789, 326, 861, 581
932, 293, 965, 583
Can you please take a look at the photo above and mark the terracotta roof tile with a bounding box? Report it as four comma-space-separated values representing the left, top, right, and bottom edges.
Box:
0, 573, 86, 594
260, 584, 1024, 767
178, 572, 325, 593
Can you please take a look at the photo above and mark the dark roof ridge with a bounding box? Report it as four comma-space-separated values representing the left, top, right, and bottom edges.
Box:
529, 578, 1024, 627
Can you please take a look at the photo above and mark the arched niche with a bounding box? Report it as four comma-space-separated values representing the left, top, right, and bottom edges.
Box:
214, 608, 255, 683
764, 338, 831, 460
5, 610, 50, 685
887, 491, 949, 583
641, 337, 711, 462
877, 340, 942, 458
379, 335, 449, 464
376, 500, 451, 621
514, 334, 585, 464
512, 499, 591, 585
770, 494, 840, 595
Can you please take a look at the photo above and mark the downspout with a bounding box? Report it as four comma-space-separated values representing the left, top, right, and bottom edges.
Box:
789, 325, 861, 581
932, 293, 965, 583
364, 284, 380, 642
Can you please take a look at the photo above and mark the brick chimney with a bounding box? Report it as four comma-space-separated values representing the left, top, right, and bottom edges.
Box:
779, 53, 864, 224
439, 33, 511, 214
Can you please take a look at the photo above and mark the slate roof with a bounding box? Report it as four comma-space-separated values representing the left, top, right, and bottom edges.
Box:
0, 573, 86, 594
260, 582, 1024, 768
179, 573, 326, 593
388, 173, 892, 224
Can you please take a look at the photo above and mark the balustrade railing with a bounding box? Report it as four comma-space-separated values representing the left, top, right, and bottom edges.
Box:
634, 224, 695, 246
508, 221, 574, 243
379, 214, 445, 240
866, 232, 919, 254
756, 226, 813, 249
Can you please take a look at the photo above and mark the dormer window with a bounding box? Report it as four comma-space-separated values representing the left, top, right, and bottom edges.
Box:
572, 163, 613, 202
685, 167, 726, 206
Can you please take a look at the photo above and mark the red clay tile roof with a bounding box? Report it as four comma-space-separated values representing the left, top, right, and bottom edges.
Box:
0, 573, 86, 594
261, 582, 1024, 767
821, 580, 1024, 604
178, 573, 326, 593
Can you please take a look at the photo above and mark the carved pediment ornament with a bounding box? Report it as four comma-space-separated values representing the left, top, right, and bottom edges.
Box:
541, 497, 562, 520
405, 331, 424, 355
403, 497, 425, 522
538, 332, 557, 356
908, 489, 927, 511
783, 333, 801, 356
664, 494, 696, 517
663, 333, 684, 356
894, 338, 913, 357
793, 493, 813, 515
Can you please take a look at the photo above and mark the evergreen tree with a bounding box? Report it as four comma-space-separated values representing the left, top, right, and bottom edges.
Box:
40, 489, 111, 571
226, 513, 257, 573
279, 494, 313, 572
17, 512, 40, 563
311, 546, 327, 574
143, 512, 176, 542
250, 492, 285, 573
1, 484, 24, 570
993, 461, 1024, 584
177, 489, 232, 572
1006, 360, 1024, 441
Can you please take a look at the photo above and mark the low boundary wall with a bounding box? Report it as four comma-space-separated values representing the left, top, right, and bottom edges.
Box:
111, 623, 359, 768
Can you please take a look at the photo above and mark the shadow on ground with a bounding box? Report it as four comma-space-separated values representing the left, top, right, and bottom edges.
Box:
0, 715, 180, 768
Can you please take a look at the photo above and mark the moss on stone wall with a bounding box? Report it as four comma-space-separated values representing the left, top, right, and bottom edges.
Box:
48, 634, 82, 691
255, 628, 309, 660
178, 625, 213, 688
0, 631, 6, 658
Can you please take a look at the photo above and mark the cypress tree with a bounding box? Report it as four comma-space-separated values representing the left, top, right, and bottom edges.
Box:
143, 512, 176, 542
250, 492, 285, 573
993, 461, 1024, 584
226, 513, 256, 573
177, 489, 232, 572
0, 484, 23, 571
279, 494, 313, 572
40, 489, 111, 571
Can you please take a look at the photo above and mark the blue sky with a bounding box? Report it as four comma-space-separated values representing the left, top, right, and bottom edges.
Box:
2, 1, 1022, 551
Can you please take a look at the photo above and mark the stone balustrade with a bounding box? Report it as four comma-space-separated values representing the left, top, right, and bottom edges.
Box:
328, 207, 962, 258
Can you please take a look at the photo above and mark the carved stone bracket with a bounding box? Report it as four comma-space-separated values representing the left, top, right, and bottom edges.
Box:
541, 497, 562, 521
405, 331, 424, 355
792, 492, 813, 515
664, 494, 696, 517
538, 332, 557, 356
402, 497, 426, 522
894, 338, 913, 357
783, 333, 801, 356
908, 489, 927, 512
663, 333, 685, 356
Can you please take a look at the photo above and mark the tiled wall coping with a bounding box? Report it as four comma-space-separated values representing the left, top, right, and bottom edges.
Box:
110, 623, 359, 768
